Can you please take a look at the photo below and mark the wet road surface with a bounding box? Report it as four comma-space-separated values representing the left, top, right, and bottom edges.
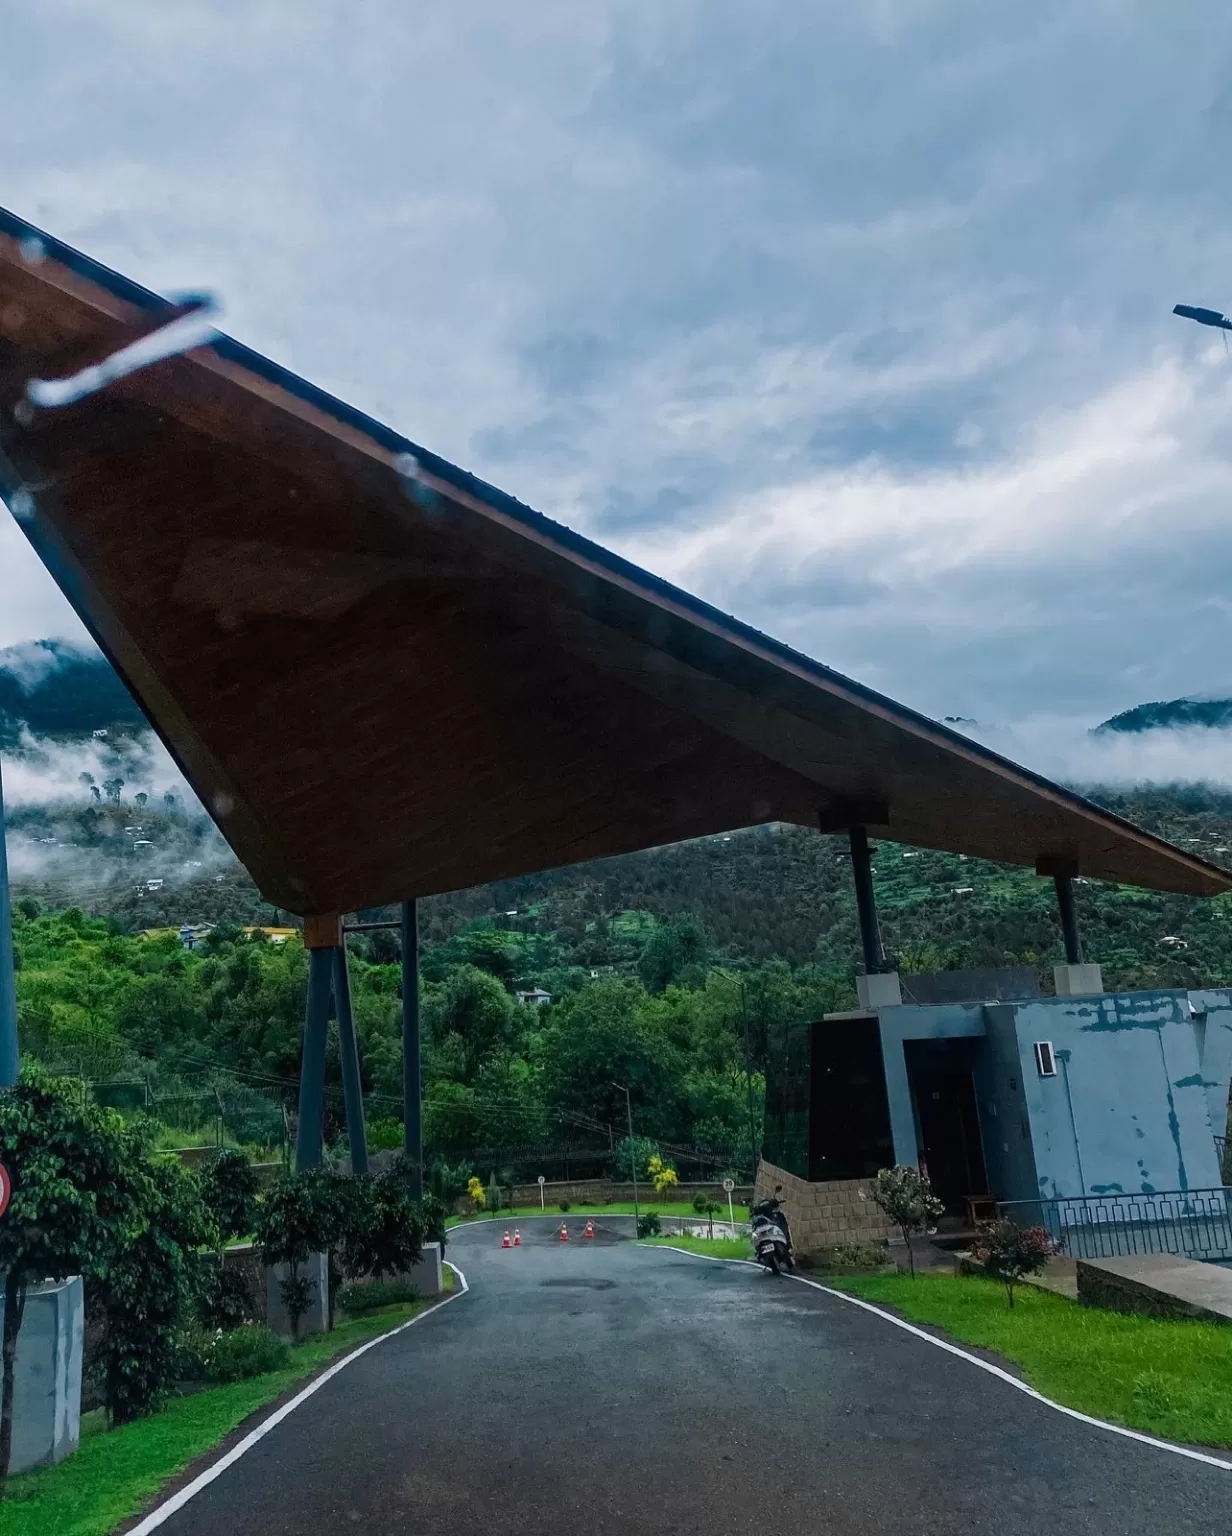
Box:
151, 1215, 1229, 1535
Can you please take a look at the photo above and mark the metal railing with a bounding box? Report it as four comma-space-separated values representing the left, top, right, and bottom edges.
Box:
998, 1188, 1232, 1263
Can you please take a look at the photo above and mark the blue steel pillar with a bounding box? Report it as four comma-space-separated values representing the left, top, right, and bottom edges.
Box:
0, 756, 18, 1087
401, 900, 422, 1198
295, 916, 338, 1171
333, 945, 368, 1175
848, 825, 885, 975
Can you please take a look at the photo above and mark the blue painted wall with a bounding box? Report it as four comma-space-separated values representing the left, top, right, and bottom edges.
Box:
1188, 990, 1232, 1142
1008, 992, 1228, 1198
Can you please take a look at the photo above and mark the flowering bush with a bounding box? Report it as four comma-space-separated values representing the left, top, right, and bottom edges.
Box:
970, 1220, 1058, 1307
869, 1166, 945, 1277
646, 1154, 679, 1197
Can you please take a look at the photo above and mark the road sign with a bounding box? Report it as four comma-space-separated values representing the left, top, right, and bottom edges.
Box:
538, 1174, 546, 1209
722, 1177, 735, 1234
722, 1178, 734, 1193
0, 1161, 10, 1219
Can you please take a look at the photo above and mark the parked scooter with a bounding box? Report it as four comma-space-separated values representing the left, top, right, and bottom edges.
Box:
750, 1191, 793, 1275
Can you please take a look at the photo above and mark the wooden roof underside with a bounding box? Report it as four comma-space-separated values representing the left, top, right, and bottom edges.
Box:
1, 211, 1227, 913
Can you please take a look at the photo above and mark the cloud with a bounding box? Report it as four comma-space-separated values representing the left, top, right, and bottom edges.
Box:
954, 717, 1232, 792
1, 728, 187, 808
4, 2, 1232, 724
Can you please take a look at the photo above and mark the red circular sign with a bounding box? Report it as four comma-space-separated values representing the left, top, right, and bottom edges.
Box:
0, 1162, 11, 1219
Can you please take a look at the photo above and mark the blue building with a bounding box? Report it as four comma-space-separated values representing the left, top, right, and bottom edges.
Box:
765, 985, 1232, 1212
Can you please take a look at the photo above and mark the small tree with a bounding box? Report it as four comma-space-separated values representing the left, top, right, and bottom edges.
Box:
342, 1165, 426, 1282
698, 1197, 722, 1238
0, 1072, 133, 1489
92, 1153, 214, 1425
969, 1220, 1058, 1307
200, 1148, 261, 1328
466, 1174, 486, 1212
257, 1169, 340, 1339
869, 1165, 944, 1278
646, 1154, 678, 1199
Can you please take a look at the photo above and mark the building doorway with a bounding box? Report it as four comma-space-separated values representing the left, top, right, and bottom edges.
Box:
905, 1042, 988, 1216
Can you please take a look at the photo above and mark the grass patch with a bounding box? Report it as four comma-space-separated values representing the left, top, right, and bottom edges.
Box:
448, 1201, 749, 1227
642, 1234, 753, 1260
3, 1304, 425, 1536
830, 1270, 1232, 1449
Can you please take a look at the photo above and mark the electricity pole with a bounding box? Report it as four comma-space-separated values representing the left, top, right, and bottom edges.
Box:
612, 1081, 639, 1232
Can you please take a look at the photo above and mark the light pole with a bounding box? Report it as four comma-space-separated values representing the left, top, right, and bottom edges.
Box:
611, 1081, 639, 1232
707, 967, 759, 1183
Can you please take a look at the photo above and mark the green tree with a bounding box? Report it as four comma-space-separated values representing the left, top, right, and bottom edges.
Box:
341, 1164, 425, 1281
257, 1169, 342, 1339
638, 916, 708, 993
0, 1071, 134, 1488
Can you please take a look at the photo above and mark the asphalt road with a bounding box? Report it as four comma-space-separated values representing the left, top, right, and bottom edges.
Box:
152, 1216, 1229, 1535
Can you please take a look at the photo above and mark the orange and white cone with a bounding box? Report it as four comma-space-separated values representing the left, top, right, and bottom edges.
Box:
584, 1219, 595, 1240
558, 1223, 570, 1242
513, 1229, 522, 1246
501, 1230, 511, 1248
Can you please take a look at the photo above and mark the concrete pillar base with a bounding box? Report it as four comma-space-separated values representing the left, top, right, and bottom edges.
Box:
0, 1276, 84, 1473
856, 971, 903, 1009
1054, 962, 1103, 997
264, 1252, 329, 1336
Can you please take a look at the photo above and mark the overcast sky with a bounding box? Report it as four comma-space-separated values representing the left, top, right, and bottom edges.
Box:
4, 2, 1232, 739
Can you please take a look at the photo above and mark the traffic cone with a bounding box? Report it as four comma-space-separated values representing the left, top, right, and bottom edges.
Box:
584, 1219, 595, 1240
558, 1223, 570, 1242
502, 1230, 511, 1248
513, 1229, 522, 1246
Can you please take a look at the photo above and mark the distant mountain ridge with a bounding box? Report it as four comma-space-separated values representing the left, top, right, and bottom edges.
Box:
0, 640, 147, 748
1096, 696, 1232, 735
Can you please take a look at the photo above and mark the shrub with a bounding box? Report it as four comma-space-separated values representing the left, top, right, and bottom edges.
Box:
181, 1324, 290, 1383
200, 1148, 259, 1248
826, 1240, 889, 1273
969, 1220, 1058, 1307
200, 1264, 257, 1330
466, 1175, 486, 1211
637, 1211, 661, 1238
558, 1199, 571, 1212
337, 1278, 419, 1315
869, 1166, 945, 1277
418, 1191, 448, 1253
692, 1192, 709, 1214
367, 1118, 404, 1152
342, 1164, 425, 1282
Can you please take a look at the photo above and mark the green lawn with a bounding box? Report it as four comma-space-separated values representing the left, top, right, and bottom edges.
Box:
641, 1234, 753, 1260
448, 1201, 750, 1227
830, 1271, 1232, 1449
2, 1303, 428, 1536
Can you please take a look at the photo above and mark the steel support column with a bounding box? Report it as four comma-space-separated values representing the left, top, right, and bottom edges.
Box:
333, 945, 368, 1176
848, 825, 885, 975
401, 899, 422, 1198
295, 929, 336, 1171
1054, 874, 1083, 965
0, 757, 18, 1087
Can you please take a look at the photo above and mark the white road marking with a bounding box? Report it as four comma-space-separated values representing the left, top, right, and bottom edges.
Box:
126, 1262, 471, 1534
644, 1244, 1232, 1472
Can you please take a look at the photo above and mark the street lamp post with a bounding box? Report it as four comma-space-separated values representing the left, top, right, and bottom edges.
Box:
708, 967, 760, 1182
611, 1081, 639, 1232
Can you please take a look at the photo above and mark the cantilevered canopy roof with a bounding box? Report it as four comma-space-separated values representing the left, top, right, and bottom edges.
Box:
1, 208, 1228, 913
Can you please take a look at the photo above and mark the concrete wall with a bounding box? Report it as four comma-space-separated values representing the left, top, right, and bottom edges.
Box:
1009, 991, 1228, 1200
755, 1159, 891, 1256
0, 1277, 83, 1474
